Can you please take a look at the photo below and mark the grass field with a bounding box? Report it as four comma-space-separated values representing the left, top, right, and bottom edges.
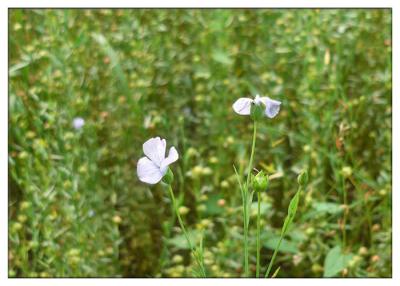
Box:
8, 9, 392, 278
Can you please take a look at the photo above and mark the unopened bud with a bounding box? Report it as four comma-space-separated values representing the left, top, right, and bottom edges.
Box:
341, 166, 352, 178
252, 171, 269, 192
297, 170, 308, 187
358, 246, 368, 256
311, 263, 323, 273
178, 206, 189, 215
172, 254, 183, 264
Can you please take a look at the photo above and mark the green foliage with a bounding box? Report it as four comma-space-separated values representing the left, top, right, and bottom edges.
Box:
8, 9, 391, 278
265, 186, 301, 277
263, 237, 298, 254
323, 246, 354, 277
313, 202, 344, 215
204, 194, 224, 216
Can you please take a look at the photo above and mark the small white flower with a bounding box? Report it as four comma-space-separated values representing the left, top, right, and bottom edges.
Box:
137, 137, 179, 184
72, 117, 85, 129
232, 94, 282, 118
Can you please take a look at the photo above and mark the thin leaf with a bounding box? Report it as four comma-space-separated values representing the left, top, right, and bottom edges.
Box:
271, 266, 281, 278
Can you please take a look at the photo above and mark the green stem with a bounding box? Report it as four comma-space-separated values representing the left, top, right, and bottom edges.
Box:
244, 121, 257, 277
246, 121, 257, 191
265, 188, 302, 278
265, 235, 283, 278
242, 191, 249, 277
342, 176, 347, 251
256, 191, 261, 277
167, 185, 206, 277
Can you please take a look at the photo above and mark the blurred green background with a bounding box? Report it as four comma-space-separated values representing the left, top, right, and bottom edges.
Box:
8, 9, 391, 278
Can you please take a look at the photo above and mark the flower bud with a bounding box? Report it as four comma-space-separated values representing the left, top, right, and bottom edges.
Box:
311, 263, 323, 273
162, 168, 174, 185
250, 103, 264, 121
178, 206, 189, 215
297, 170, 308, 187
358, 246, 368, 256
112, 215, 122, 224
172, 254, 183, 264
252, 171, 269, 192
341, 166, 352, 178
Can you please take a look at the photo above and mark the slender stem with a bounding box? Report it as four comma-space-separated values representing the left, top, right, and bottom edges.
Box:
265, 188, 302, 278
265, 235, 283, 278
246, 121, 257, 190
341, 176, 348, 277
342, 176, 347, 251
256, 191, 261, 277
244, 121, 257, 277
235, 165, 248, 277
243, 190, 249, 277
167, 185, 206, 277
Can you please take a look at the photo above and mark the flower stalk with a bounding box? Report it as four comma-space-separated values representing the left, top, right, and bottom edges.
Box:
253, 171, 269, 277
166, 182, 206, 277
137, 137, 206, 277
243, 120, 258, 277
256, 190, 261, 277
232, 94, 281, 278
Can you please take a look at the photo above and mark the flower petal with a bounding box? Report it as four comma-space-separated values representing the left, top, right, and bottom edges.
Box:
232, 98, 253, 115
143, 137, 166, 166
261, 97, 281, 118
137, 156, 163, 184
160, 146, 179, 172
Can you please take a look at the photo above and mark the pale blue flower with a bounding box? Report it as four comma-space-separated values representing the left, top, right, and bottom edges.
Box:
72, 117, 85, 129
232, 94, 282, 118
137, 137, 179, 184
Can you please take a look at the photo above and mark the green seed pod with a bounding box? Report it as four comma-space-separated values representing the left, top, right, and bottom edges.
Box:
297, 170, 308, 187
252, 171, 269, 192
250, 103, 264, 121
162, 168, 174, 185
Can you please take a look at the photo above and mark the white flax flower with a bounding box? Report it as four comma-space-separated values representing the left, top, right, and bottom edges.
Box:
137, 137, 179, 184
232, 94, 281, 118
72, 117, 85, 129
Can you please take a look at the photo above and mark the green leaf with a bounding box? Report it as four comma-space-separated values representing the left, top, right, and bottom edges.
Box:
168, 230, 201, 250
281, 216, 290, 235
313, 202, 344, 215
263, 237, 298, 254
323, 246, 354, 277
245, 191, 255, 228
281, 190, 300, 235
194, 67, 211, 79
9, 61, 31, 77
205, 194, 224, 215
288, 190, 300, 217
289, 230, 307, 243
233, 164, 244, 193
92, 33, 131, 98
212, 50, 233, 65
250, 201, 272, 214
271, 266, 281, 278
